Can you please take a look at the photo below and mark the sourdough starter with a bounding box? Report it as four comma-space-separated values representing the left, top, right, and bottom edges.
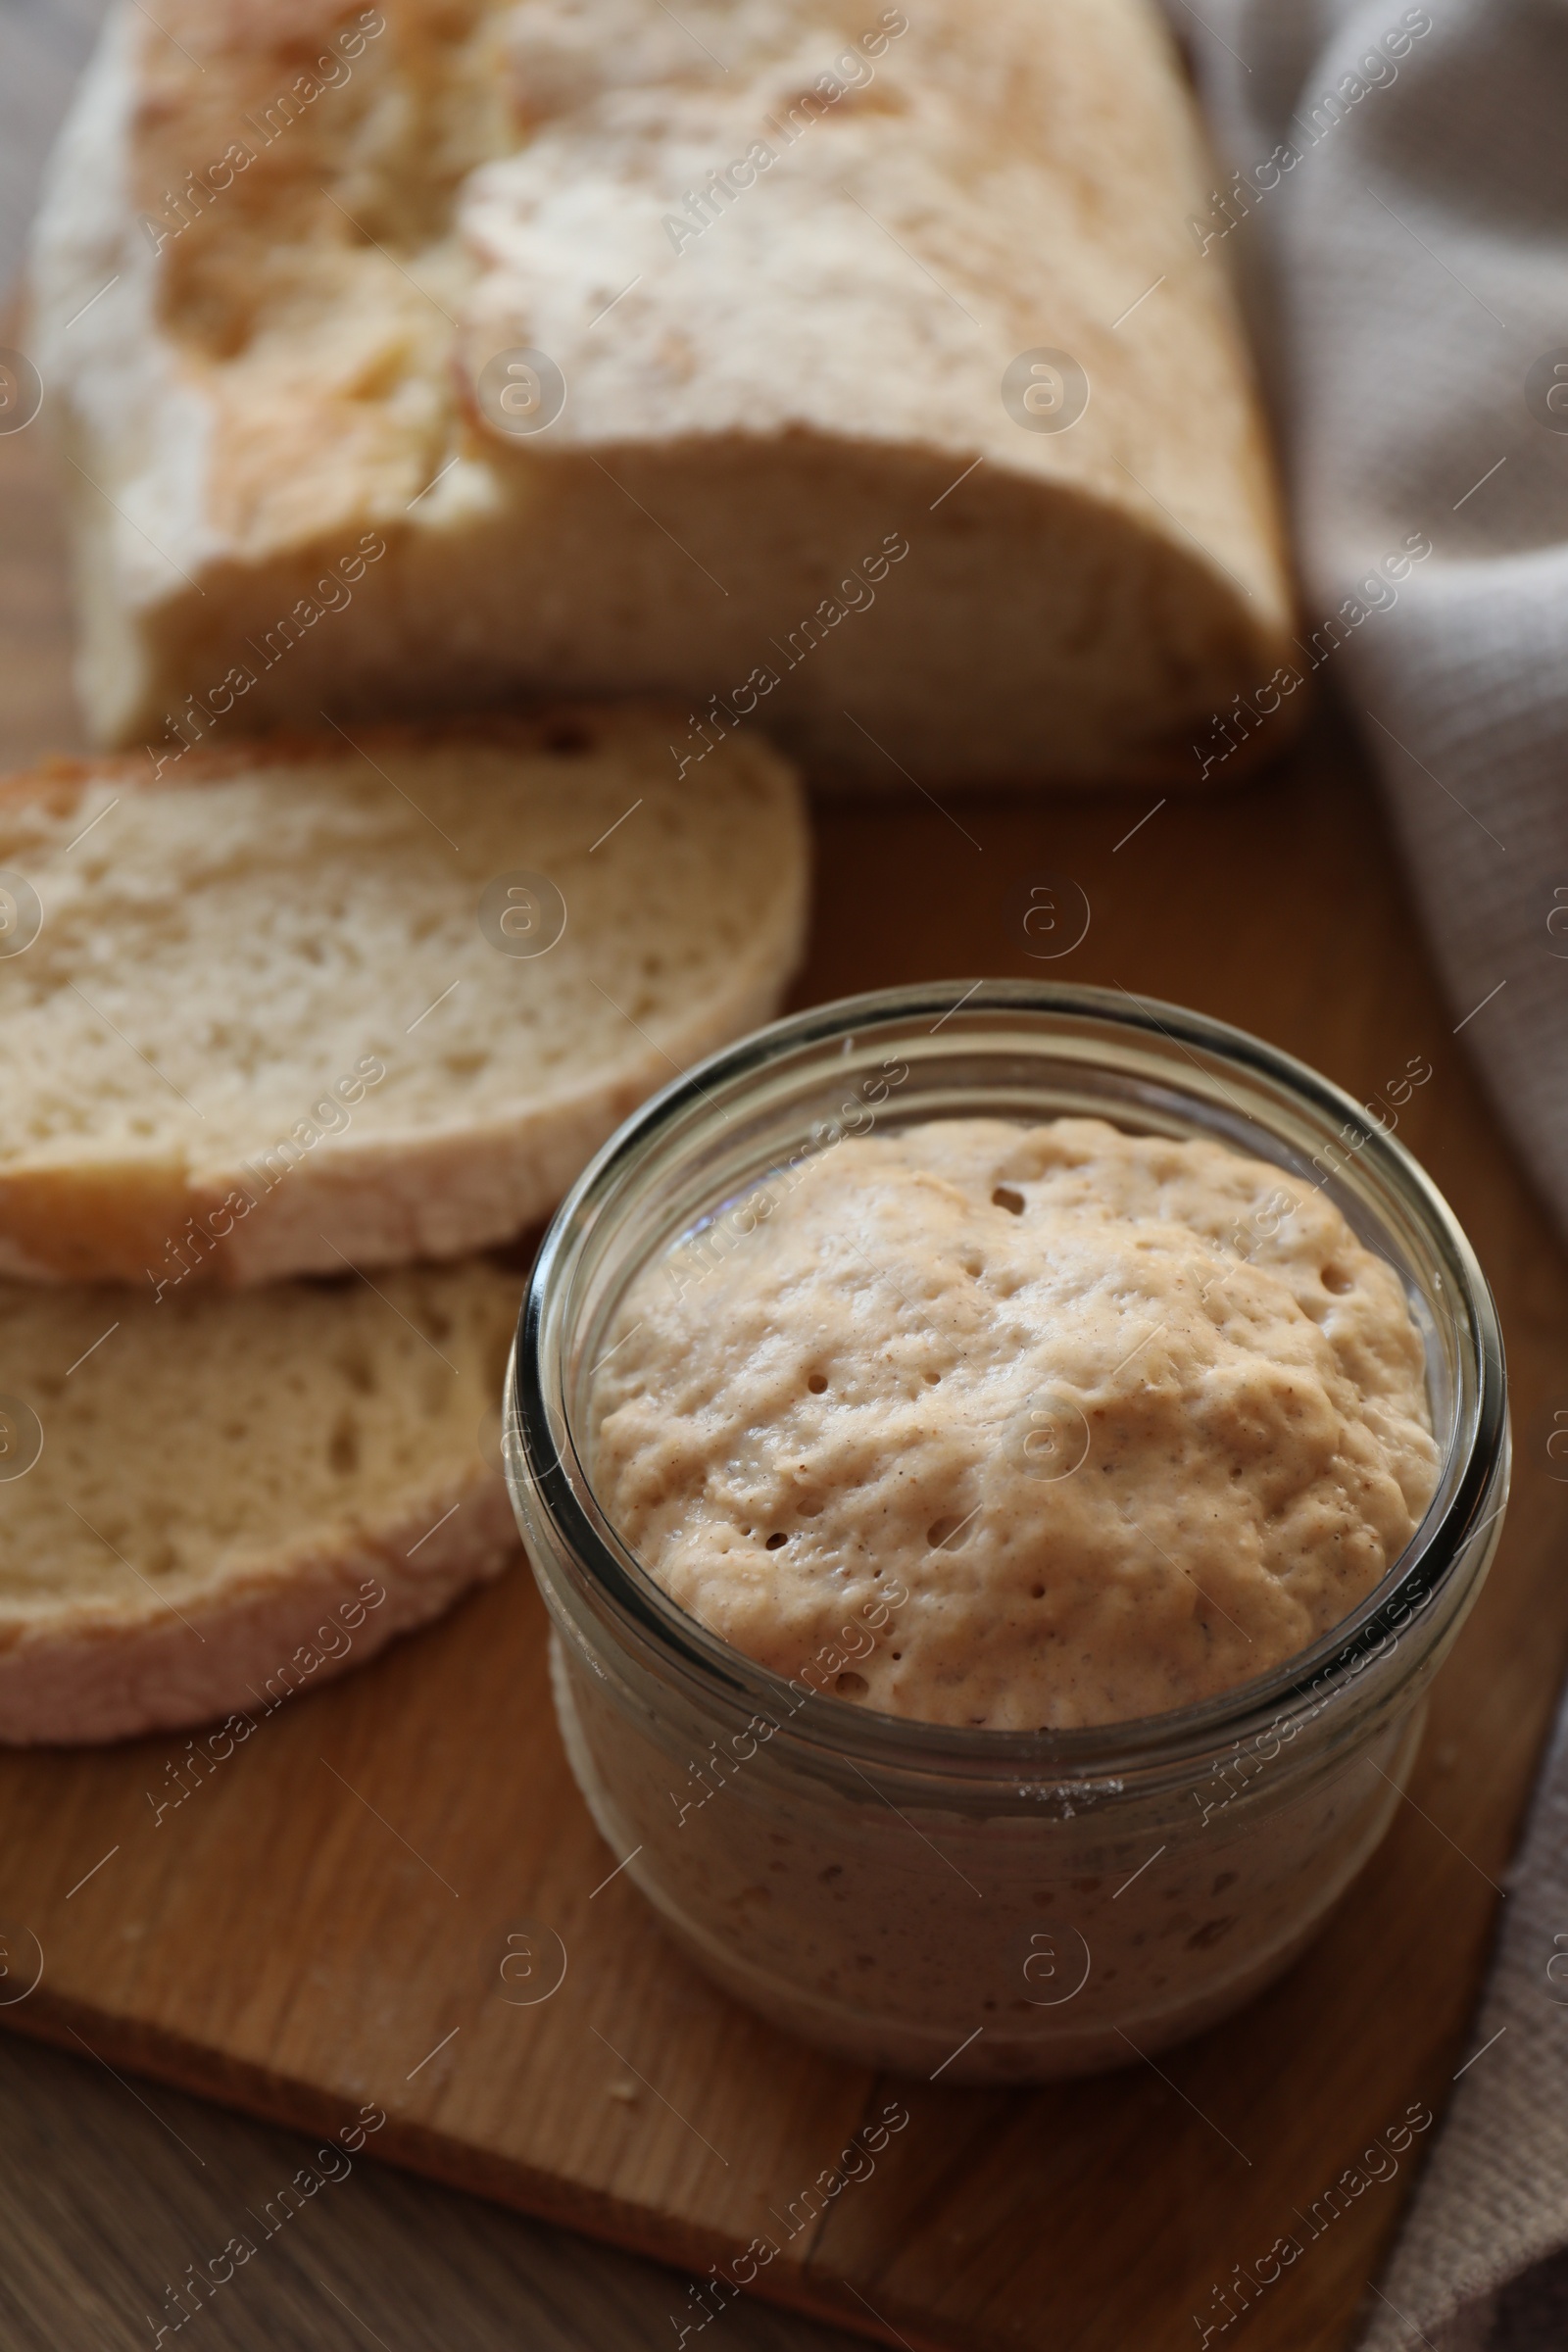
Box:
564, 1118, 1441, 2077
591, 1119, 1438, 1728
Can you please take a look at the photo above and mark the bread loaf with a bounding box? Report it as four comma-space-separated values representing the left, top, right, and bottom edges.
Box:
0, 710, 808, 1286
30, 0, 1298, 784
0, 1258, 521, 1743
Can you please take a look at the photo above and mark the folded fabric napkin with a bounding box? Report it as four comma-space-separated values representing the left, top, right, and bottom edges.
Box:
1169, 3, 1568, 2342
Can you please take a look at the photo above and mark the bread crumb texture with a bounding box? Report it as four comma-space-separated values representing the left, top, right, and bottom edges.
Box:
592, 1120, 1441, 1730
0, 717, 804, 1198
0, 1258, 517, 1630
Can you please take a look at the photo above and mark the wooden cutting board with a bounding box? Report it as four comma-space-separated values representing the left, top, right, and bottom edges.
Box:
3, 407, 1567, 2352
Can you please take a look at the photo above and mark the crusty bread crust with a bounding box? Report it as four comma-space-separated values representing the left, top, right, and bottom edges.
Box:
0, 710, 810, 1287
0, 1459, 517, 1744
31, 0, 1302, 784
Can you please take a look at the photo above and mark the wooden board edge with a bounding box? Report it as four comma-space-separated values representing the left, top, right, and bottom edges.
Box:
0, 1988, 964, 2352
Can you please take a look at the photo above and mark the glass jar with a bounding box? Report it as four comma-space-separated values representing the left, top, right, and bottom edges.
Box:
505, 983, 1508, 2083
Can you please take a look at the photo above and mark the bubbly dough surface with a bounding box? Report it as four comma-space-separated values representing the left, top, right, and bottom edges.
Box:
590, 1119, 1440, 1730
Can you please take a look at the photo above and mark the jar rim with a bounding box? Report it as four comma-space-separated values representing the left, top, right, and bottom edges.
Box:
509, 980, 1507, 1777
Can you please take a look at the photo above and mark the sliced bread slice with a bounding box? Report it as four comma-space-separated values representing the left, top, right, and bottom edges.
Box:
0, 1256, 522, 1743
0, 710, 808, 1288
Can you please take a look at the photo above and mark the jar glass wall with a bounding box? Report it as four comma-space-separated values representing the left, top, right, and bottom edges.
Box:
506, 984, 1508, 2083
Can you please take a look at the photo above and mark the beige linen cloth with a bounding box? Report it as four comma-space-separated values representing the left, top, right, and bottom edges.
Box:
1170, 1, 1568, 2343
